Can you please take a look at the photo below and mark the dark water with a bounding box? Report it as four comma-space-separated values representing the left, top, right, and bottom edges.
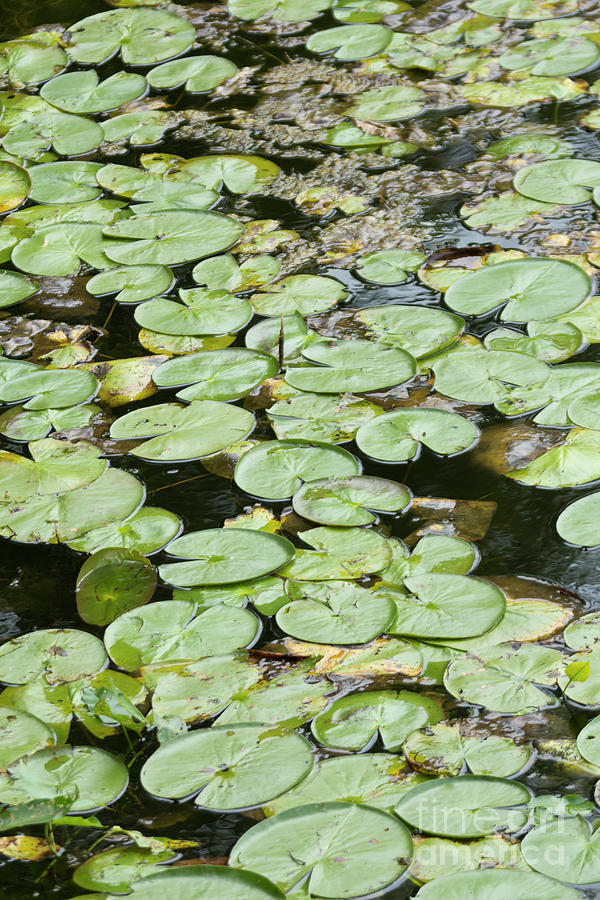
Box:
0, 0, 600, 896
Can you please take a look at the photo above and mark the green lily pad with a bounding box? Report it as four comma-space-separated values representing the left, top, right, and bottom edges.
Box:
109, 400, 255, 462
415, 869, 581, 899
250, 275, 347, 316
268, 392, 381, 443
508, 428, 600, 487
356, 408, 479, 462
101, 110, 176, 146
433, 348, 550, 408
159, 528, 294, 587
467, 0, 577, 18
0, 160, 30, 212
0, 708, 55, 770
311, 689, 442, 752
444, 642, 565, 713
285, 339, 416, 393
12, 222, 123, 276
66, 507, 181, 555
86, 265, 174, 304
404, 720, 533, 777
40, 70, 147, 114
395, 775, 531, 838
484, 320, 583, 363
356, 249, 426, 283
0, 362, 98, 409
194, 253, 281, 292
234, 439, 360, 500
378, 534, 478, 585
104, 598, 260, 669
103, 211, 242, 266
411, 834, 530, 883
514, 158, 600, 204
348, 86, 426, 121
576, 714, 600, 766
278, 525, 391, 580
73, 845, 176, 894
142, 152, 280, 194
1, 109, 103, 158
173, 576, 285, 615
67, 8, 195, 65
499, 36, 600, 75
147, 55, 237, 92
228, 0, 332, 20
109, 866, 285, 899
265, 753, 427, 816
556, 492, 600, 547
276, 580, 395, 644
0, 745, 128, 813
141, 723, 313, 811
0, 628, 107, 686
460, 191, 560, 230
152, 348, 277, 401
148, 652, 263, 724
292, 475, 410, 525
386, 573, 506, 639
0, 437, 106, 502
444, 258, 590, 322
522, 815, 600, 884
230, 801, 412, 898
356, 305, 464, 357
0, 34, 68, 87
96, 163, 218, 210
333, 0, 410, 21
76, 548, 157, 626
134, 290, 252, 336
307, 24, 392, 60
29, 161, 103, 205
0, 270, 38, 308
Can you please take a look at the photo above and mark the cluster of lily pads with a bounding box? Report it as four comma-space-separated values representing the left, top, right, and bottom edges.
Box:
2, 0, 600, 897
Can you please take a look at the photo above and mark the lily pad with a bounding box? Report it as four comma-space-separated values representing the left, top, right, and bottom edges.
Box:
278, 525, 391, 580
522, 815, 600, 884
109, 400, 255, 462
67, 8, 195, 65
311, 689, 443, 752
0, 708, 55, 770
141, 723, 313, 811
0, 34, 68, 87
29, 161, 103, 205
159, 528, 294, 587
514, 158, 600, 204
0, 270, 38, 308
292, 475, 410, 525
404, 720, 533, 777
147, 56, 237, 92
104, 598, 260, 669
228, 0, 332, 20
66, 507, 181, 555
142, 152, 280, 194
306, 24, 392, 60
108, 866, 285, 899
356, 249, 426, 283
286, 339, 416, 393
395, 775, 531, 838
0, 628, 107, 685
556, 492, 600, 547
444, 258, 590, 322
73, 845, 176, 894
103, 211, 242, 266
444, 642, 565, 713
40, 70, 147, 114
265, 753, 427, 816
356, 408, 479, 463
194, 253, 281, 292
76, 548, 157, 626
499, 36, 600, 76
348, 86, 426, 122
433, 348, 550, 408
86, 265, 173, 304
576, 714, 600, 766
152, 348, 277, 401
0, 362, 98, 409
96, 163, 218, 210
234, 439, 360, 500
415, 869, 581, 899
0, 160, 30, 212
11, 222, 123, 276
356, 305, 464, 357
268, 393, 381, 443
0, 745, 128, 813
484, 320, 583, 363
250, 275, 347, 317
467, 0, 577, 19
134, 290, 252, 336
508, 428, 600, 487
275, 580, 395, 644
230, 801, 412, 898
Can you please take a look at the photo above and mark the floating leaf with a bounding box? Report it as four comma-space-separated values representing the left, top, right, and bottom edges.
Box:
395, 775, 531, 838
356, 305, 464, 357
0, 362, 98, 409
415, 869, 580, 899
159, 528, 295, 587
0, 270, 38, 308
278, 526, 391, 581
141, 723, 313, 811
29, 161, 103, 205
134, 289, 252, 336
67, 8, 195, 65
556, 492, 600, 547
522, 816, 600, 884
86, 264, 173, 304
433, 348, 550, 408
234, 439, 360, 500
76, 548, 157, 626
110, 866, 285, 899
110, 400, 255, 461
104, 598, 260, 669
0, 708, 55, 770
73, 845, 176, 894
230, 801, 412, 897
41, 70, 146, 114
285, 339, 416, 393
404, 720, 533, 777
147, 55, 237, 92
307, 25, 392, 60
268, 392, 381, 443
229, 0, 332, 20
514, 158, 600, 204
0, 628, 107, 686
508, 428, 600, 487
311, 689, 442, 752
194, 253, 280, 292
153, 348, 277, 401
66, 507, 181, 555
348, 86, 426, 121
356, 408, 479, 463
0, 160, 30, 212
12, 222, 122, 276
356, 249, 426, 283
292, 475, 410, 525
484, 320, 582, 363
250, 275, 347, 316
499, 36, 600, 76
96, 163, 218, 210
142, 152, 280, 193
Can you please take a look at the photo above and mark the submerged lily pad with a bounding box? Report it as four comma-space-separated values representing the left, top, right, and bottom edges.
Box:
348, 86, 426, 122
230, 801, 412, 898
159, 528, 295, 587
141, 723, 313, 811
356, 249, 426, 283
